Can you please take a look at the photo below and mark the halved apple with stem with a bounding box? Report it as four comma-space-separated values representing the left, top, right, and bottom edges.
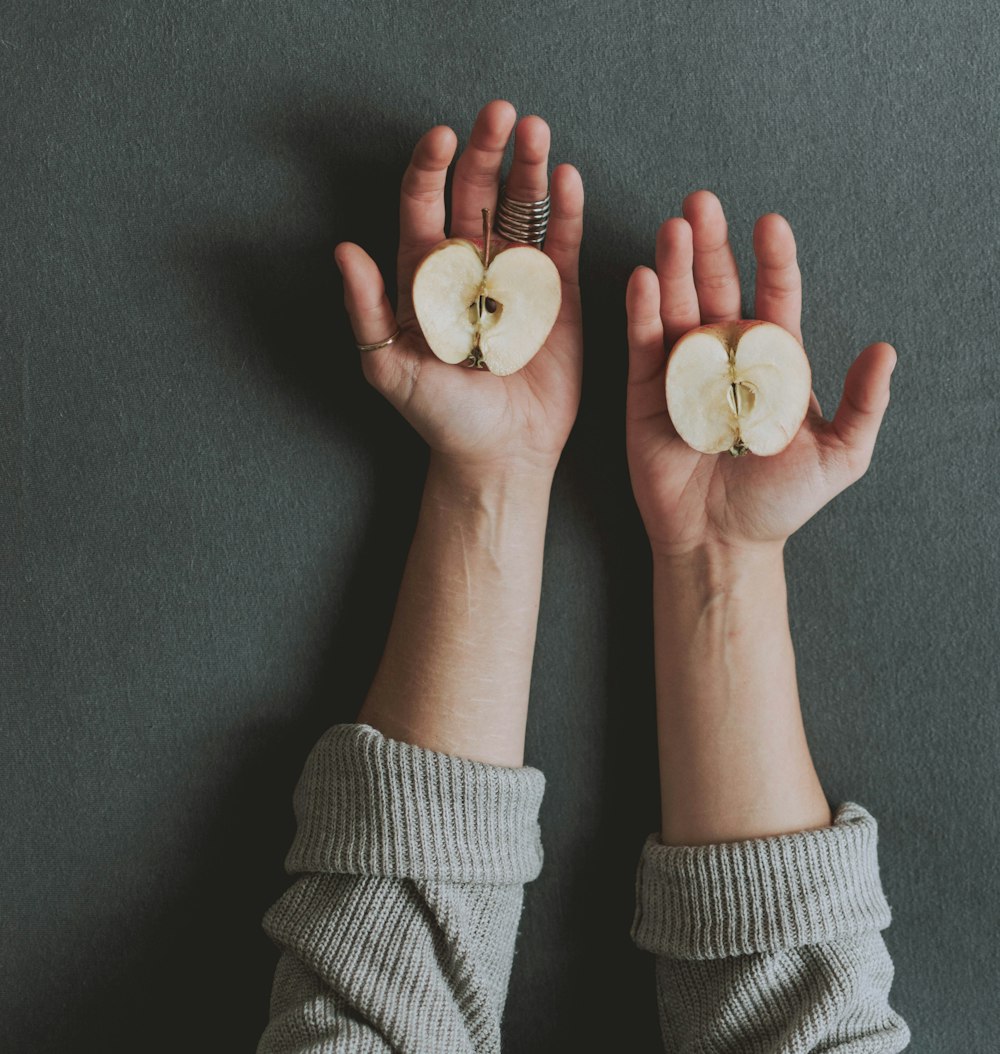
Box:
665, 320, 812, 457
412, 208, 562, 377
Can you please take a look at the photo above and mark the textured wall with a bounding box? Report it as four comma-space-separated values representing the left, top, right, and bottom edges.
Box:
4, 2, 997, 1050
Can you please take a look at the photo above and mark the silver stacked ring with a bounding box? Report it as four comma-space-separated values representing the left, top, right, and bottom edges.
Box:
495, 186, 551, 248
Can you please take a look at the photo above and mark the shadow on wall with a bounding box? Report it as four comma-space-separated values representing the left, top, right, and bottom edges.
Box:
37, 94, 663, 1052
172, 99, 431, 1049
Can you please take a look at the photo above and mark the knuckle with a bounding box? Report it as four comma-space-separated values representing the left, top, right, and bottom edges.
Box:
544, 234, 578, 257
760, 279, 799, 301
697, 271, 740, 293
356, 300, 388, 326
664, 294, 700, 318
629, 312, 661, 332
401, 182, 440, 206
695, 233, 731, 254
456, 165, 500, 189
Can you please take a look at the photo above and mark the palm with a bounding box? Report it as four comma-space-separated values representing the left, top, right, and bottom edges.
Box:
632, 403, 840, 550
336, 101, 584, 476
626, 192, 895, 556
388, 254, 581, 469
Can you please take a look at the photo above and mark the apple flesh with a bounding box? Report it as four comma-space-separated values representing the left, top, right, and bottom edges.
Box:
665, 320, 812, 457
411, 210, 561, 377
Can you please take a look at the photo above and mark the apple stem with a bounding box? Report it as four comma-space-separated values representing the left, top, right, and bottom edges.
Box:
482, 207, 492, 267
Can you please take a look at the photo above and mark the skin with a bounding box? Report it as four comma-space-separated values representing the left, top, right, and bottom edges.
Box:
335, 100, 583, 766
336, 101, 897, 850
336, 101, 583, 481
626, 193, 896, 843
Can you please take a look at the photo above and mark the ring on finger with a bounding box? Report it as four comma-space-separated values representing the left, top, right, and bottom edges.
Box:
495, 185, 550, 248
356, 327, 401, 353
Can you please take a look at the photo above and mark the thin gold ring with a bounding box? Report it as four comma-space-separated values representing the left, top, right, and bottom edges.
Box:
356, 327, 401, 353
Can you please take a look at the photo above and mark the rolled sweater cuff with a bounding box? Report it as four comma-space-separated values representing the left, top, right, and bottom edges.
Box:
631, 801, 893, 960
283, 723, 546, 885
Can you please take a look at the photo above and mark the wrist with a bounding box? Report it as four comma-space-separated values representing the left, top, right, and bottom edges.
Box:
426, 449, 556, 513
651, 537, 786, 583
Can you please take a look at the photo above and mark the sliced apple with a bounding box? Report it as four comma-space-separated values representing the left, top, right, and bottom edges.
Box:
665, 320, 812, 457
411, 209, 562, 377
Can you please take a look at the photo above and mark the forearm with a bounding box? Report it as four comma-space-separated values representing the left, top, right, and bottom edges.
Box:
260, 457, 552, 1050
652, 541, 832, 845
357, 451, 553, 767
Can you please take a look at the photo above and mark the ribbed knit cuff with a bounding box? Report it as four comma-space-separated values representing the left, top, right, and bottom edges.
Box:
632, 801, 893, 960
284, 723, 545, 885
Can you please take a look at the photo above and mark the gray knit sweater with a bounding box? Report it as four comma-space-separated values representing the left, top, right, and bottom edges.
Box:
257, 724, 911, 1052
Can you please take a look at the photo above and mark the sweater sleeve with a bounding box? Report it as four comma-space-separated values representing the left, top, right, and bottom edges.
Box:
631, 801, 911, 1052
256, 723, 545, 1054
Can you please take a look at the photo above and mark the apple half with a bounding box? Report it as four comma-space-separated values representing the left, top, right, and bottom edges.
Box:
411, 209, 562, 377
665, 320, 812, 457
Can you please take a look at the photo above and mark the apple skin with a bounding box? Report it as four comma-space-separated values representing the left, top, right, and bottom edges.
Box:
460, 232, 510, 264
424, 234, 508, 264
411, 234, 562, 377
664, 320, 812, 457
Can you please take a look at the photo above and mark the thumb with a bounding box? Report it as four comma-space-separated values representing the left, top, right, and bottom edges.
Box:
335, 242, 416, 400
830, 342, 897, 475
334, 242, 400, 349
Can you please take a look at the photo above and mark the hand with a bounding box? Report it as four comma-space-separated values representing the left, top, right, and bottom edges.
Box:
625, 190, 897, 557
335, 99, 584, 481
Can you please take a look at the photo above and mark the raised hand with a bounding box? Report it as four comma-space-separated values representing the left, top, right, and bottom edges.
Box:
335, 99, 584, 479
625, 190, 897, 557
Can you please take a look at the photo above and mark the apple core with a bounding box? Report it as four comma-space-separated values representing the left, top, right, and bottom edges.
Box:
412, 208, 562, 377
665, 320, 812, 458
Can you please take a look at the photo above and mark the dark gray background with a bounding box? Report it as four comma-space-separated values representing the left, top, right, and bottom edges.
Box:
3, 1, 997, 1050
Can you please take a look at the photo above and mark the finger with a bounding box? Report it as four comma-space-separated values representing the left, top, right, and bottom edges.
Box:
682, 190, 742, 324
543, 163, 583, 289
503, 114, 550, 203
655, 217, 700, 350
450, 99, 517, 239
753, 213, 802, 342
334, 242, 399, 348
399, 125, 458, 269
626, 266, 674, 429
830, 343, 897, 474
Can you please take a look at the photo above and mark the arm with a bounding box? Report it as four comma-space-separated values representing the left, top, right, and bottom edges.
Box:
356, 452, 552, 768
257, 100, 584, 1053
624, 192, 911, 1050
652, 543, 831, 847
